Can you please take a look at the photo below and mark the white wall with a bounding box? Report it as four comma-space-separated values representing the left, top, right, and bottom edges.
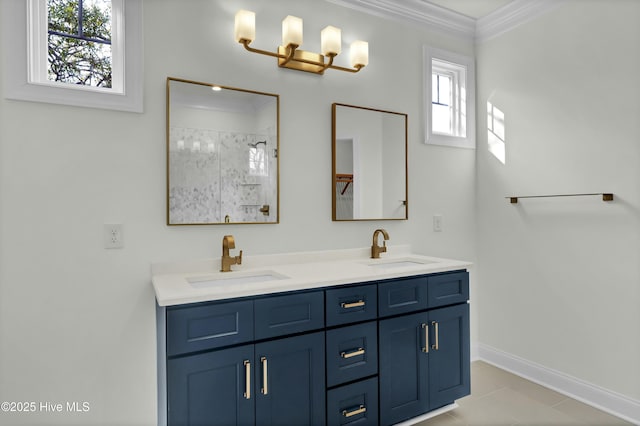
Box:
476, 0, 640, 406
0, 1, 476, 424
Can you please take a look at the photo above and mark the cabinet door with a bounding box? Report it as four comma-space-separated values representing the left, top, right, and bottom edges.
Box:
255, 331, 326, 426
167, 344, 255, 426
379, 312, 429, 426
428, 303, 470, 409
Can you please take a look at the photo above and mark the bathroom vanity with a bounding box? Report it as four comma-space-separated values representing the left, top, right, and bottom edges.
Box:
153, 246, 471, 425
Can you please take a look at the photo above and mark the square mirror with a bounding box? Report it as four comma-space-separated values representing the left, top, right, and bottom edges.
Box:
167, 78, 279, 225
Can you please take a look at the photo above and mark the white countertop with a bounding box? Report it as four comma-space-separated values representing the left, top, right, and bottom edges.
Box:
151, 245, 471, 307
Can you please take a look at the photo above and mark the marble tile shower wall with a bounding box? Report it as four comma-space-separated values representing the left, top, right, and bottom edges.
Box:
169, 127, 277, 223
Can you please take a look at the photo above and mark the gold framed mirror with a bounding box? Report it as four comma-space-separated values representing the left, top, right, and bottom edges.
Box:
332, 103, 408, 221
167, 77, 279, 225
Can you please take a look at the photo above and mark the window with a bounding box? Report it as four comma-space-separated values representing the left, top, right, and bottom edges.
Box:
2, 0, 142, 112
424, 46, 475, 149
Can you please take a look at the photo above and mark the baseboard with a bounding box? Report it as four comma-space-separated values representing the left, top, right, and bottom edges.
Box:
477, 343, 640, 425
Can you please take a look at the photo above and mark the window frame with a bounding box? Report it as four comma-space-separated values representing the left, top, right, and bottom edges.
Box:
423, 46, 475, 149
2, 0, 143, 112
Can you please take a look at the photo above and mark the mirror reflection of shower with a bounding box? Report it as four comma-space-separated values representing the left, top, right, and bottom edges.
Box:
167, 78, 279, 225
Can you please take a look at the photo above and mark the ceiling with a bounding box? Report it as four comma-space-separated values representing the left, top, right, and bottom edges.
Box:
424, 0, 515, 19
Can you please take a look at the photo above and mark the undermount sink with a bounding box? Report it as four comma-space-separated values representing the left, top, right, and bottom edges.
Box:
188, 271, 289, 289
367, 258, 438, 269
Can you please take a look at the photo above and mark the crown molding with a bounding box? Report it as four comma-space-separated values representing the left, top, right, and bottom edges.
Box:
476, 0, 566, 43
325, 0, 565, 43
324, 0, 476, 40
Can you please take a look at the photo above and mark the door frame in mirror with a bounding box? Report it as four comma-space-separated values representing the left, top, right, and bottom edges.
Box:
332, 103, 408, 221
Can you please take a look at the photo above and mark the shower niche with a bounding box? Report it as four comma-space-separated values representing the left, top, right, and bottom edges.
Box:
167, 78, 279, 225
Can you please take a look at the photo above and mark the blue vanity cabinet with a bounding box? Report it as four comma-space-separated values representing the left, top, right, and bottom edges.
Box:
167, 333, 325, 426
160, 270, 469, 426
164, 291, 325, 426
378, 271, 470, 425
428, 303, 470, 409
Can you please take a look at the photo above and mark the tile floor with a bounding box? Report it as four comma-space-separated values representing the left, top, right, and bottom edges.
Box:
416, 361, 632, 426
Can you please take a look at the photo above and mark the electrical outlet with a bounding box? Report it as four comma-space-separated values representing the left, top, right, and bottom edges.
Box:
433, 214, 443, 232
104, 224, 124, 249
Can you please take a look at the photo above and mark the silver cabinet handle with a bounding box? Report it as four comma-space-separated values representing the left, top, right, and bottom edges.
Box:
340, 347, 365, 359
342, 405, 366, 417
341, 300, 365, 309
422, 323, 429, 353
243, 360, 251, 399
431, 321, 439, 350
260, 357, 268, 395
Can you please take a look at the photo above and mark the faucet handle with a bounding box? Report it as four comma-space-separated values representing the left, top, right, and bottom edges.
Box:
236, 250, 243, 264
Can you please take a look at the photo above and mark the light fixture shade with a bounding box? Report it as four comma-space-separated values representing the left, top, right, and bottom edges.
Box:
235, 10, 255, 42
321, 26, 341, 56
282, 15, 303, 47
350, 40, 369, 67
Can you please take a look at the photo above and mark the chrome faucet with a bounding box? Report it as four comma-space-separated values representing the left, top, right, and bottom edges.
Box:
221, 235, 243, 272
371, 229, 390, 259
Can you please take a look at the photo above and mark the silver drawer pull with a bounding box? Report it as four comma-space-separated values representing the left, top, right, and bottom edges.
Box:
341, 300, 365, 309
340, 347, 365, 359
342, 405, 366, 418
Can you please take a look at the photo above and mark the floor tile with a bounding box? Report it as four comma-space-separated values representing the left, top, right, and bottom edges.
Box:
415, 361, 634, 426
552, 398, 632, 425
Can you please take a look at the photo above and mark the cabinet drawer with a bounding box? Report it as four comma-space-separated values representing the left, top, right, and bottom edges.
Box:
254, 291, 324, 339
378, 275, 429, 317
166, 300, 253, 356
326, 284, 377, 327
427, 271, 469, 308
326, 322, 378, 387
327, 377, 379, 426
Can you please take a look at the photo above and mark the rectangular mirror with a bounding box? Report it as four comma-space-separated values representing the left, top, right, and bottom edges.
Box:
167, 77, 279, 225
332, 103, 408, 221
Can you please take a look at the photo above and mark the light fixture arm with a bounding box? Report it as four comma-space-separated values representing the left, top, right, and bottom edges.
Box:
240, 39, 281, 59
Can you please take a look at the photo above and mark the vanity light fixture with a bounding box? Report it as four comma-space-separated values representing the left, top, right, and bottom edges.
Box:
234, 9, 368, 75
